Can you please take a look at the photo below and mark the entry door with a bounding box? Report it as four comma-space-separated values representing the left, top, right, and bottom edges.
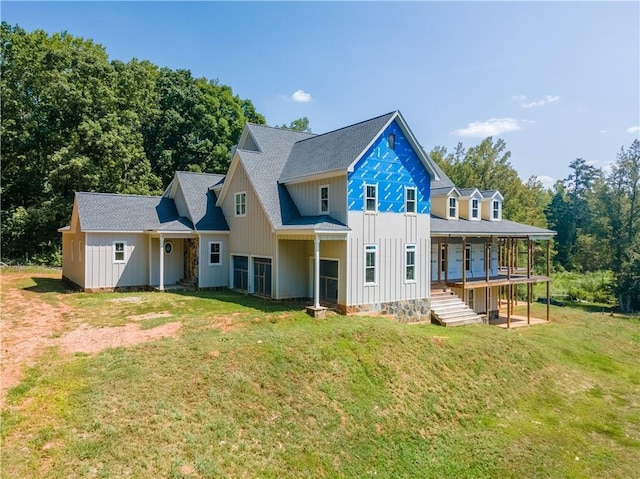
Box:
233, 256, 249, 291
319, 260, 339, 305
253, 257, 272, 297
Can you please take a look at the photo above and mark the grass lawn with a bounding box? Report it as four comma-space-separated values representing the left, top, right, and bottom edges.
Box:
2, 268, 639, 478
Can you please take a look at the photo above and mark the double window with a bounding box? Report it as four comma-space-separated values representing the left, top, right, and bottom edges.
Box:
320, 185, 329, 213
405, 187, 416, 214
365, 244, 377, 284
365, 184, 377, 212
113, 241, 126, 263
405, 244, 416, 282
235, 192, 246, 217
209, 242, 222, 266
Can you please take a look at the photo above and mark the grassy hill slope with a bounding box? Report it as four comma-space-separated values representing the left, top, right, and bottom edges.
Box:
2, 270, 639, 478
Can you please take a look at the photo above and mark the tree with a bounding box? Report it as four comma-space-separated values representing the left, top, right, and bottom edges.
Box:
279, 117, 311, 132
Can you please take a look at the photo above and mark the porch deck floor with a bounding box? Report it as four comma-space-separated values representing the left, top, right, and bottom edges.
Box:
489, 313, 549, 329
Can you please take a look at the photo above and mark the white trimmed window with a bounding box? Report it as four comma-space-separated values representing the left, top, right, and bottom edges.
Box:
441, 244, 446, 273
365, 244, 377, 285
492, 200, 501, 220
471, 198, 479, 219
365, 184, 377, 212
235, 192, 246, 217
209, 241, 222, 266
405, 244, 416, 282
448, 197, 457, 218
405, 187, 417, 214
320, 185, 329, 214
113, 241, 126, 263
465, 245, 471, 271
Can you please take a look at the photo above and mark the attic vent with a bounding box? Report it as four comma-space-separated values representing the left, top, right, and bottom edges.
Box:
388, 133, 395, 151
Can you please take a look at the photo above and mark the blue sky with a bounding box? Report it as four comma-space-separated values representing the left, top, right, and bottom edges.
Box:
3, 1, 639, 187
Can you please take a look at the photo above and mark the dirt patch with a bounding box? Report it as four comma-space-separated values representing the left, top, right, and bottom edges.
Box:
0, 271, 182, 406
59, 322, 182, 354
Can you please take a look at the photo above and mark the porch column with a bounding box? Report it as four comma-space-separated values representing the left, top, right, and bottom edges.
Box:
444, 238, 449, 284
546, 240, 551, 322
527, 283, 532, 325
159, 234, 164, 291
437, 238, 442, 283
507, 283, 512, 329
485, 238, 490, 323
462, 236, 467, 289
148, 235, 152, 286
314, 235, 320, 309
507, 238, 511, 280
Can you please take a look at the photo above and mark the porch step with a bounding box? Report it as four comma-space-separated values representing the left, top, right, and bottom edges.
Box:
430, 289, 483, 327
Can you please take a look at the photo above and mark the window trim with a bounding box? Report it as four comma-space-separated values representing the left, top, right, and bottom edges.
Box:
113, 241, 126, 264
319, 184, 330, 214
365, 244, 377, 285
448, 196, 457, 219
365, 183, 378, 213
492, 200, 501, 220
465, 245, 472, 272
471, 198, 479, 219
164, 241, 173, 255
405, 244, 416, 283
235, 191, 247, 217
405, 187, 417, 215
209, 241, 222, 266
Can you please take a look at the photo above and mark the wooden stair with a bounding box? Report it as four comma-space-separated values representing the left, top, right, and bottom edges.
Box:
430, 289, 483, 327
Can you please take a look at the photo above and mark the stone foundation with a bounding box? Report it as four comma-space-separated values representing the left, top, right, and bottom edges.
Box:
346, 298, 431, 323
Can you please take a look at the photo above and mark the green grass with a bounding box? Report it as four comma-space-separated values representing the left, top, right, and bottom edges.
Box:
533, 270, 615, 305
2, 271, 639, 478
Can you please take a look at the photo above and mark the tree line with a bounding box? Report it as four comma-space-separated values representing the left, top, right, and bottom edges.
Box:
2, 23, 637, 310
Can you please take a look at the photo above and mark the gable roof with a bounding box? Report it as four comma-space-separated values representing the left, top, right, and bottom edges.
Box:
458, 188, 482, 198
74, 192, 193, 232
173, 171, 229, 231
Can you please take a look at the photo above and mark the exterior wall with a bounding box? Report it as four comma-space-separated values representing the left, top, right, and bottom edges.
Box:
198, 234, 230, 288
317, 240, 348, 306
221, 161, 275, 258
61, 230, 86, 288
431, 238, 499, 281
450, 285, 499, 318
148, 237, 185, 287
287, 175, 348, 224
346, 211, 431, 308
85, 233, 150, 289
278, 239, 310, 299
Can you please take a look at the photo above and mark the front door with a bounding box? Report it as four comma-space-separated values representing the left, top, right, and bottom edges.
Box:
253, 257, 272, 297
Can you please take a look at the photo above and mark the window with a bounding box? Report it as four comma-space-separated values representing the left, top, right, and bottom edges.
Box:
448, 197, 457, 218
465, 245, 471, 271
441, 244, 446, 273
235, 192, 246, 217
405, 244, 416, 281
405, 187, 417, 214
365, 244, 377, 284
471, 198, 479, 219
320, 185, 329, 213
388, 133, 395, 151
164, 241, 173, 255
113, 241, 126, 263
209, 242, 222, 266
365, 184, 377, 212
492, 200, 500, 219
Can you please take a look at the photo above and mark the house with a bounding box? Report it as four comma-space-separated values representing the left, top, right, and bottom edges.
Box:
59, 110, 555, 325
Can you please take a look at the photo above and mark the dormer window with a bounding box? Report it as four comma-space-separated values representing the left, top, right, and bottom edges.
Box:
388, 133, 395, 151
492, 200, 501, 220
448, 197, 457, 218
320, 185, 329, 214
471, 198, 479, 219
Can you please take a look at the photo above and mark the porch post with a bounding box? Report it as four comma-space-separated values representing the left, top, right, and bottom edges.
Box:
485, 238, 490, 323
159, 234, 164, 291
462, 236, 467, 289
437, 238, 442, 283
546, 240, 551, 322
527, 283, 531, 325
507, 283, 511, 329
314, 235, 320, 309
444, 238, 449, 284
148, 235, 152, 287
507, 238, 511, 280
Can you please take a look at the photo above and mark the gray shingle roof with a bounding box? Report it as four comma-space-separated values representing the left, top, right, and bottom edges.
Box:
174, 171, 229, 231
431, 215, 555, 237
427, 157, 456, 190
279, 112, 396, 183
75, 192, 193, 232
431, 186, 459, 197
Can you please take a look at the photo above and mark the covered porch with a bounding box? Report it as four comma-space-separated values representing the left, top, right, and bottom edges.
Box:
145, 232, 200, 291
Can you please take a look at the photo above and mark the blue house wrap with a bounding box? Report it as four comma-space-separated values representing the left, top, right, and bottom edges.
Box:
347, 121, 431, 214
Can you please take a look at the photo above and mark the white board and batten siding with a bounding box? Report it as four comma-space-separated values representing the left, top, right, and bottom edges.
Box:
346, 211, 431, 306
287, 175, 348, 225
199, 233, 230, 288
277, 239, 310, 299
221, 162, 275, 258
148, 238, 184, 287
84, 233, 150, 289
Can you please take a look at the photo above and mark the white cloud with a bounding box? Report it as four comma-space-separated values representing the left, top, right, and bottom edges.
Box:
626, 126, 640, 134
291, 89, 312, 103
537, 175, 557, 190
452, 118, 521, 137
514, 94, 560, 108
